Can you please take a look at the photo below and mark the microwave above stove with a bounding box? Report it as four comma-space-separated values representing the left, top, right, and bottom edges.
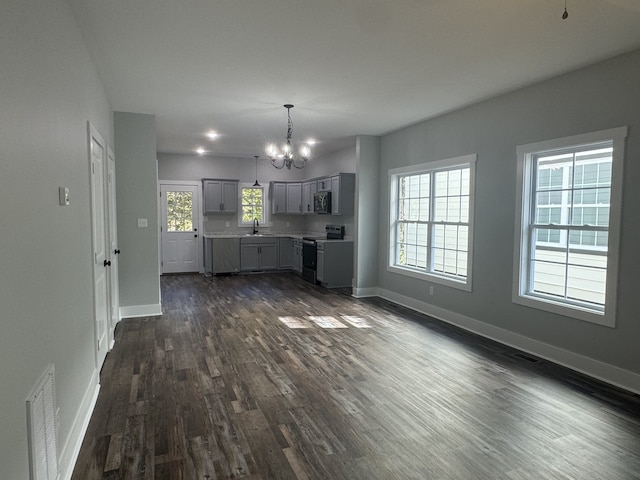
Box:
313, 192, 331, 213
313, 191, 331, 214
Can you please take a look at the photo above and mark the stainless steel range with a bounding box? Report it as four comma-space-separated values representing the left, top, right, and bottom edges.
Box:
302, 225, 345, 284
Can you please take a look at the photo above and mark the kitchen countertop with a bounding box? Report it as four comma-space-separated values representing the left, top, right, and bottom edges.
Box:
203, 232, 306, 239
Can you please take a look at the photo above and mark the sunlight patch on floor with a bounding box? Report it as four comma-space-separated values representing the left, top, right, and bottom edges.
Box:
307, 316, 348, 328
278, 315, 373, 329
278, 316, 310, 329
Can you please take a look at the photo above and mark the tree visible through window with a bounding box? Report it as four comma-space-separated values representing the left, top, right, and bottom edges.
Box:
166, 191, 193, 231
241, 187, 264, 224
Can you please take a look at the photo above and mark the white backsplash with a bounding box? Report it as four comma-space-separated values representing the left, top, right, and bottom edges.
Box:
203, 213, 354, 238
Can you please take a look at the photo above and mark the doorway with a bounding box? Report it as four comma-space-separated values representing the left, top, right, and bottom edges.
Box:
160, 183, 200, 274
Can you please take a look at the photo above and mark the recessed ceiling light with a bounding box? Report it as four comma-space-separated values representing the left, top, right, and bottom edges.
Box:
206, 131, 219, 140
196, 147, 207, 155
306, 139, 317, 145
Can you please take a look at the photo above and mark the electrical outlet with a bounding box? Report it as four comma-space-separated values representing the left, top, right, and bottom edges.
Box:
225, 221, 230, 227
429, 286, 434, 296
137, 218, 148, 228
286, 221, 290, 227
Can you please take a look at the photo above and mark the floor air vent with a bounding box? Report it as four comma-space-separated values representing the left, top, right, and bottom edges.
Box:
513, 352, 541, 363
26, 363, 59, 480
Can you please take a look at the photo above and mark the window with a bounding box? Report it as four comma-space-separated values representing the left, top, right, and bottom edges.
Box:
513, 127, 627, 327
388, 154, 476, 291
166, 191, 193, 231
240, 185, 265, 225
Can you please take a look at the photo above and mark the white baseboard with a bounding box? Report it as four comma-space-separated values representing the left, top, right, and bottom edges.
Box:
377, 287, 640, 395
119, 303, 163, 319
57, 369, 100, 480
352, 286, 378, 298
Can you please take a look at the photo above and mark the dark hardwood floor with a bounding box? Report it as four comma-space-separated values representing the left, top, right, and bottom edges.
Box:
72, 273, 640, 479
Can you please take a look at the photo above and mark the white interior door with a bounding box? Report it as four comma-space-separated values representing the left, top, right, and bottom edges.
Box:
160, 184, 200, 273
89, 123, 109, 368
106, 146, 119, 349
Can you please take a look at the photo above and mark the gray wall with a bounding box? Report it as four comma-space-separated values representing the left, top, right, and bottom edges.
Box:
0, 0, 113, 478
354, 135, 381, 293
115, 112, 161, 310
377, 49, 640, 378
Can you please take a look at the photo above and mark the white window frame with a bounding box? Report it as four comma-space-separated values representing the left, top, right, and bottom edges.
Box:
513, 127, 627, 328
388, 154, 476, 291
238, 183, 271, 228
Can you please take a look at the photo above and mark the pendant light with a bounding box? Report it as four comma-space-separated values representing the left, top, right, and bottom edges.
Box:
253, 155, 261, 187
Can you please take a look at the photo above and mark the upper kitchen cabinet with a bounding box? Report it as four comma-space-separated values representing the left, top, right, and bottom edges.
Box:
302, 180, 317, 214
272, 182, 303, 215
319, 173, 355, 216
203, 179, 238, 214
317, 177, 332, 192
286, 183, 302, 214
271, 182, 287, 214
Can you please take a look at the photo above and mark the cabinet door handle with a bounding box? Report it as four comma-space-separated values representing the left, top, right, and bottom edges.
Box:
103, 259, 111, 267
114, 249, 121, 254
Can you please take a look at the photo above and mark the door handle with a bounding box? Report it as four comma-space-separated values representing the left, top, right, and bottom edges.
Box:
103, 260, 111, 267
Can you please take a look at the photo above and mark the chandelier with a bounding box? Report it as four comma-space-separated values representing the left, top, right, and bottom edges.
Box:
266, 104, 312, 169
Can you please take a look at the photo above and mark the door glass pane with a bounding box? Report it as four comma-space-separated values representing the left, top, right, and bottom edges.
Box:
166, 191, 193, 232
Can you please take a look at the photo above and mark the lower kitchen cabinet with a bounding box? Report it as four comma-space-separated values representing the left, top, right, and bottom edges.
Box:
204, 237, 240, 275
278, 237, 294, 269
240, 237, 278, 271
293, 238, 302, 274
316, 240, 353, 288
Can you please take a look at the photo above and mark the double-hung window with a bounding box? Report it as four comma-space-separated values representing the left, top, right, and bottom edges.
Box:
513, 127, 627, 327
388, 154, 476, 291
240, 185, 265, 226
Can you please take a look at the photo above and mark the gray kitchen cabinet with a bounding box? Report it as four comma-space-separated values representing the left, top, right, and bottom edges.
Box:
240, 237, 278, 271
286, 183, 302, 214
316, 247, 325, 282
203, 179, 238, 213
294, 239, 302, 273
317, 177, 332, 192
330, 173, 355, 216
271, 182, 287, 214
316, 240, 353, 288
212, 238, 240, 274
301, 180, 317, 214
278, 237, 294, 269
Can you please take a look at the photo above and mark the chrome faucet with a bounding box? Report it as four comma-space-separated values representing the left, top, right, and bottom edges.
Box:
253, 218, 259, 234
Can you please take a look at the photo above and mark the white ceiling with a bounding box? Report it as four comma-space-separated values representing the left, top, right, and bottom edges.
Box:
67, 0, 640, 159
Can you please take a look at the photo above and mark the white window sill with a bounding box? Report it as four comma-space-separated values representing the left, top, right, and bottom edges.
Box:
387, 265, 472, 292
512, 293, 614, 328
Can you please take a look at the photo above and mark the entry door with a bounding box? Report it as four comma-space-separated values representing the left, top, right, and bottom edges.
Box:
160, 184, 200, 273
106, 146, 120, 348
89, 124, 109, 368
